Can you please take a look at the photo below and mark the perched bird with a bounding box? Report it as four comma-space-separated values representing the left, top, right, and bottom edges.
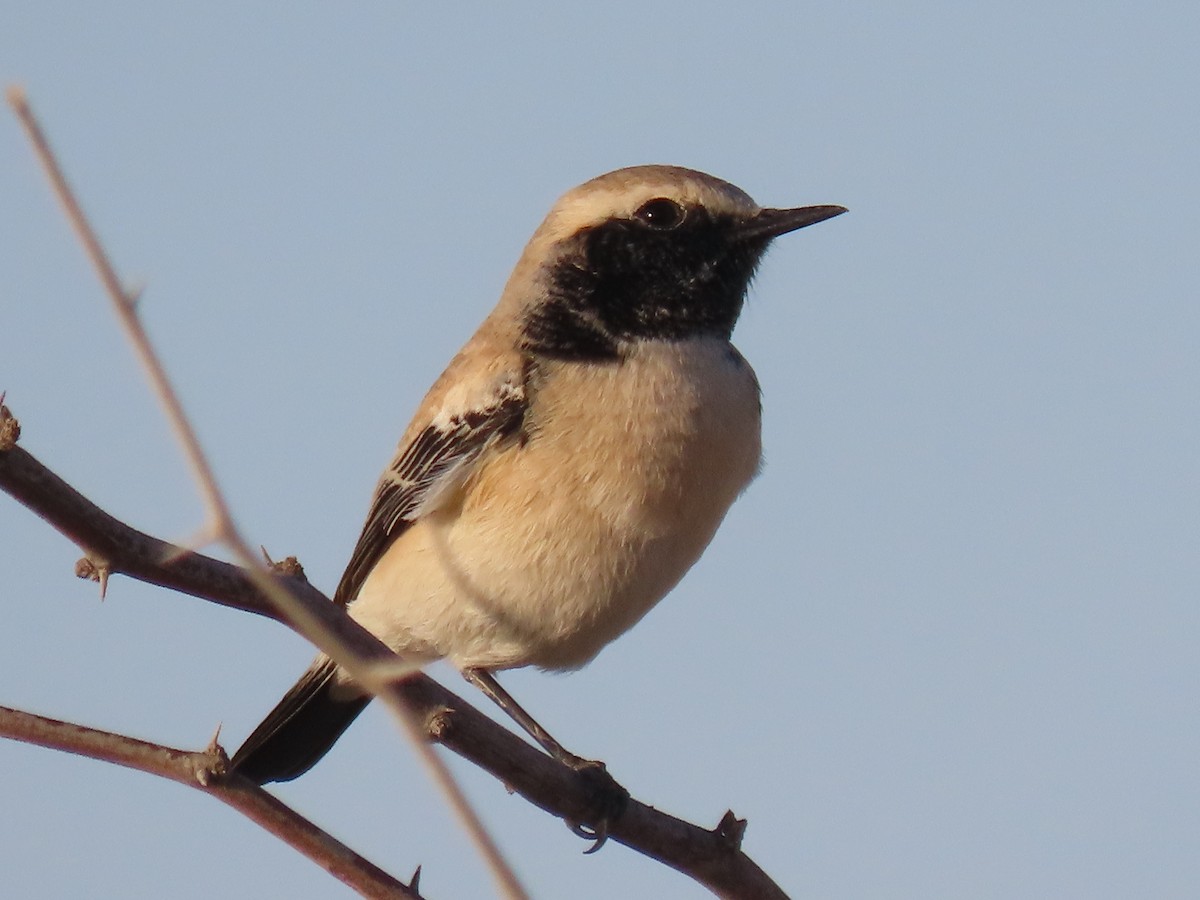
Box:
231, 165, 845, 786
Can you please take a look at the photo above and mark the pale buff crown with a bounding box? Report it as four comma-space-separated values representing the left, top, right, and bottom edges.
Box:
534, 165, 762, 244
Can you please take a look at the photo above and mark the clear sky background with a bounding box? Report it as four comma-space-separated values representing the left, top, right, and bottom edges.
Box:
3, 4, 1198, 899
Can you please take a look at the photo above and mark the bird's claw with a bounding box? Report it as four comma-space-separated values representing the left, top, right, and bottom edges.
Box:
569, 818, 610, 853
563, 757, 629, 853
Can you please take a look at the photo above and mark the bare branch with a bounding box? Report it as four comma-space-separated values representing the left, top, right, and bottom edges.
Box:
6, 85, 231, 538
0, 705, 419, 900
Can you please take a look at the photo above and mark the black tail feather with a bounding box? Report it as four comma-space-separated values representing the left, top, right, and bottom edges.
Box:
231, 656, 371, 784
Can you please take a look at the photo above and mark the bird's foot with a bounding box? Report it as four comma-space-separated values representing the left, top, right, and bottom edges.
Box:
562, 756, 629, 853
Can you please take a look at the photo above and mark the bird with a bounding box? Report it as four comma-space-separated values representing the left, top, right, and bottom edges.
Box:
231, 165, 845, 787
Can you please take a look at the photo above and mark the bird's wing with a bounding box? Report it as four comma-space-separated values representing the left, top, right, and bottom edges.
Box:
332, 366, 528, 606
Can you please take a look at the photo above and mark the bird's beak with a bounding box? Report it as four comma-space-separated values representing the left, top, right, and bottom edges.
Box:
737, 204, 848, 242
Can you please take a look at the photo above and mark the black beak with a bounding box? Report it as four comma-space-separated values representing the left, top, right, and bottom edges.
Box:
737, 204, 848, 242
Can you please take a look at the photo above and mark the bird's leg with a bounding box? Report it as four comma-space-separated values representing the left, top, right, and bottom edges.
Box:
462, 667, 589, 767
461, 667, 628, 850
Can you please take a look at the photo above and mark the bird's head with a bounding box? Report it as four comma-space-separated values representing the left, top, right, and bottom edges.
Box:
512, 165, 845, 360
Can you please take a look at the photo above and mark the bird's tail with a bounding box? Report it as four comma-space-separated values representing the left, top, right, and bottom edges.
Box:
230, 656, 371, 784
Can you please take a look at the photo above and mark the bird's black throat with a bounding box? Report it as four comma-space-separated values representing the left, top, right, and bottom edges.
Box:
522, 210, 766, 361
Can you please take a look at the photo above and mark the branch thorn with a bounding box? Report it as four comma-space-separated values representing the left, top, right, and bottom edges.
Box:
715, 809, 747, 851
74, 556, 111, 599
0, 395, 20, 450
124, 281, 145, 310
261, 546, 308, 581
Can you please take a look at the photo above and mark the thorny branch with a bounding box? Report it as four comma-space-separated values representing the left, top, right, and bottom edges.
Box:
0, 705, 418, 899
0, 439, 788, 900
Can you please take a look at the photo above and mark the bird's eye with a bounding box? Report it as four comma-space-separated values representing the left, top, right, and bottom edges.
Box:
632, 198, 686, 230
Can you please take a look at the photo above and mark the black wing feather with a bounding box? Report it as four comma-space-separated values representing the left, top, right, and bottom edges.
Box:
229, 657, 368, 784
332, 383, 527, 607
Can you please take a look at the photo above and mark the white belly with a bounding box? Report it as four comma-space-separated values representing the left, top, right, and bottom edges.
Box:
350, 338, 762, 671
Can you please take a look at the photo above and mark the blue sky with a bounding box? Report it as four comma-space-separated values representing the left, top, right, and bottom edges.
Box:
3, 4, 1198, 898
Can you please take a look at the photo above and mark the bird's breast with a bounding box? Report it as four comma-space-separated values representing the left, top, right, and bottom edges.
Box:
438, 337, 762, 669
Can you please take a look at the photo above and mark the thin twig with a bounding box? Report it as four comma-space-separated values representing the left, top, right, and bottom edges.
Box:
0, 705, 419, 899
6, 85, 526, 900
6, 85, 231, 548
